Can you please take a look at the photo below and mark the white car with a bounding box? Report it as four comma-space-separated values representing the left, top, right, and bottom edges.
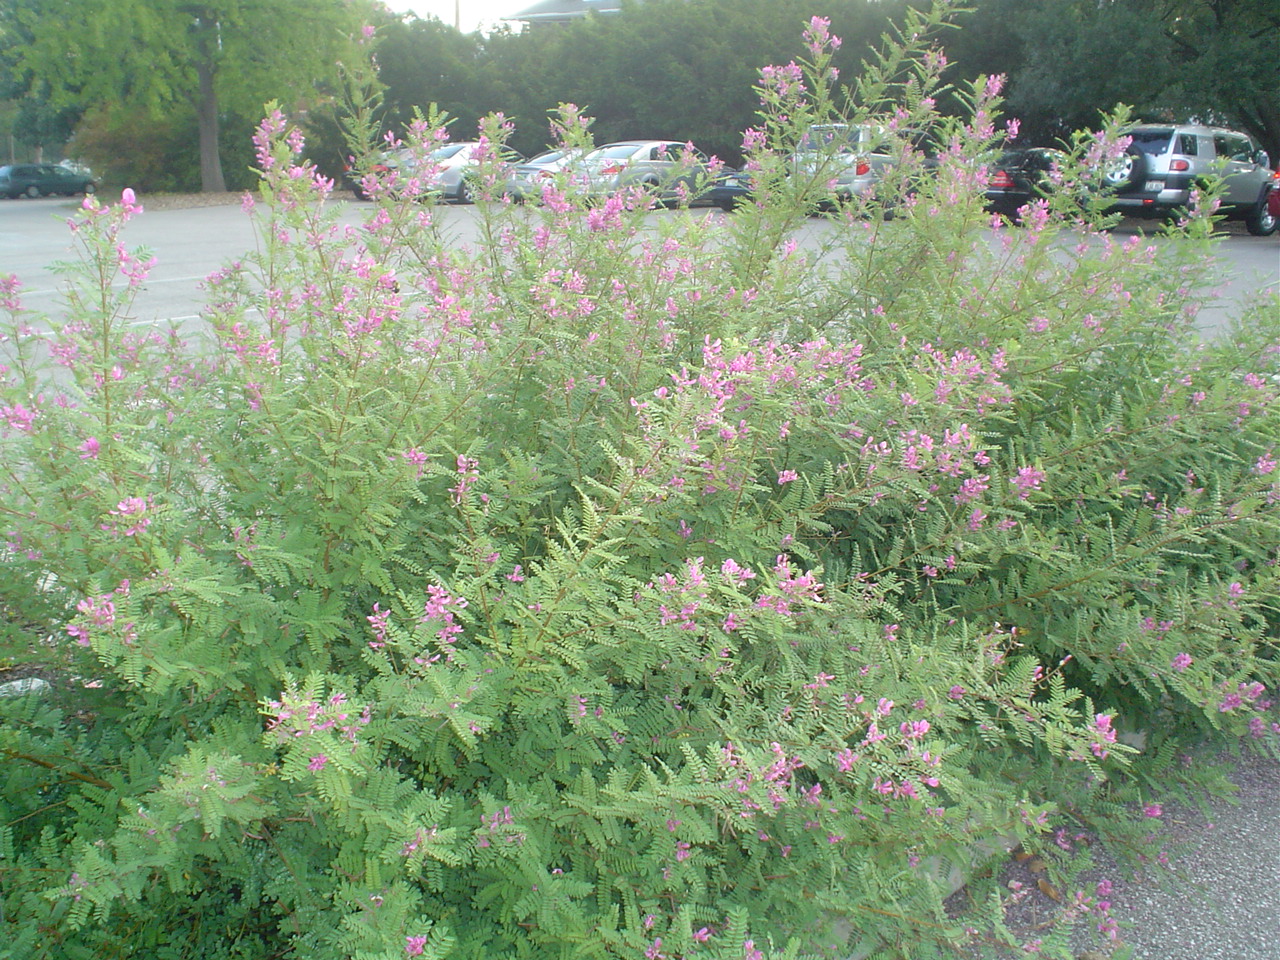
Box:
580, 140, 718, 204
352, 142, 524, 203
418, 142, 526, 204
502, 148, 586, 202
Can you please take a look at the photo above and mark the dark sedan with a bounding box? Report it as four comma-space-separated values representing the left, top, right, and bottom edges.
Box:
0, 163, 98, 199
983, 148, 1065, 221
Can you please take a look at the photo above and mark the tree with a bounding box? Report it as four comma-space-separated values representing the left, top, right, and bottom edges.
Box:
1156, 0, 1280, 160
946, 0, 1280, 158
362, 0, 957, 163
6, 0, 364, 191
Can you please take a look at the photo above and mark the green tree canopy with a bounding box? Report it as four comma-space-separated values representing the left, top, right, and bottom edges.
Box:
945, 0, 1280, 158
5, 0, 365, 190
371, 0, 927, 163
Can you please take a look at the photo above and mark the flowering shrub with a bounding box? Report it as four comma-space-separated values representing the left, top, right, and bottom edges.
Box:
1, 4, 1277, 959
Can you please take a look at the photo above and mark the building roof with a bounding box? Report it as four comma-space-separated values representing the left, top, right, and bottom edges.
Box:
506, 0, 625, 24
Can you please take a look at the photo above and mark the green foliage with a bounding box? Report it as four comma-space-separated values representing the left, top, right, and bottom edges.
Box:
3, 0, 363, 190
946, 0, 1280, 157
69, 104, 259, 193
372, 0, 925, 163
2, 5, 1277, 957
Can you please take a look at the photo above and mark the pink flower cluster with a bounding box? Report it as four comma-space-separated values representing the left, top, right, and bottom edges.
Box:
264, 690, 372, 747
475, 805, 524, 849
66, 588, 133, 648
101, 496, 153, 538
420, 584, 468, 657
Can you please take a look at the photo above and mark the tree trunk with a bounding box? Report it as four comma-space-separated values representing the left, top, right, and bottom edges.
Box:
195, 55, 227, 193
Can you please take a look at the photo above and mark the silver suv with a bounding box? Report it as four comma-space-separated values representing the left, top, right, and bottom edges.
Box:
1103, 124, 1276, 235
791, 124, 896, 202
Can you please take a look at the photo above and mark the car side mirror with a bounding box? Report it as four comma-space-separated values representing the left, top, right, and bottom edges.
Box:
1256, 150, 1270, 168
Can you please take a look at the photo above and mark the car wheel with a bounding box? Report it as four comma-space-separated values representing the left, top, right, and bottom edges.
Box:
83, 182, 97, 195
456, 178, 473, 204
24, 185, 40, 199
1103, 148, 1146, 193
640, 179, 666, 206
1244, 192, 1278, 236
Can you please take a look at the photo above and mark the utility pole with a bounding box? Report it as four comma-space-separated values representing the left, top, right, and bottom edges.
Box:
455, 0, 460, 30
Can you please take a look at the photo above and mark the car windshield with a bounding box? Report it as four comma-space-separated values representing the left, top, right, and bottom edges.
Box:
1128, 129, 1174, 155
588, 145, 643, 160
800, 126, 855, 151
430, 144, 469, 161
526, 150, 568, 166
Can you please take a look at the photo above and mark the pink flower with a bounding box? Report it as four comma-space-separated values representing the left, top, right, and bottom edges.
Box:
1143, 803, 1162, 818
308, 755, 328, 772
777, 469, 799, 484
1171, 652, 1192, 673
405, 935, 428, 957
79, 437, 100, 459
2, 403, 37, 433
1011, 466, 1046, 498
121, 188, 136, 206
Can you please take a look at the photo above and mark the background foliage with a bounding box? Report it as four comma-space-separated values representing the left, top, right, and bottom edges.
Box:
2, 5, 1278, 959
3, 0, 1275, 189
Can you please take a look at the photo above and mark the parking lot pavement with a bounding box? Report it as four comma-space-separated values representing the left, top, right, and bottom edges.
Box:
951, 752, 1280, 959
1070, 752, 1280, 960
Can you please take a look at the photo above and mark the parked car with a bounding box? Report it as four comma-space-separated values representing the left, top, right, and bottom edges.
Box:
503, 148, 584, 202
705, 169, 754, 211
1102, 123, 1275, 234
418, 141, 525, 203
1268, 168, 1280, 227
349, 142, 525, 203
580, 140, 719, 204
983, 147, 1069, 220
790, 123, 894, 204
0, 162, 98, 199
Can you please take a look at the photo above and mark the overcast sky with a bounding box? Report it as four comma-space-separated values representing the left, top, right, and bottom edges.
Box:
380, 0, 524, 34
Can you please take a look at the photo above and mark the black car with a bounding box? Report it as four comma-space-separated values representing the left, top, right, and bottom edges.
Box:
0, 163, 99, 199
983, 148, 1065, 220
706, 169, 753, 211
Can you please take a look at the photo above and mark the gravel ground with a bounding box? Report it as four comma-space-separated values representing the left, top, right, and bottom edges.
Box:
1068, 753, 1280, 960
946, 752, 1280, 960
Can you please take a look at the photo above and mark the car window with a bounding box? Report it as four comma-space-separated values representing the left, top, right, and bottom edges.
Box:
430, 144, 468, 161
591, 145, 642, 160
528, 150, 567, 165
1213, 134, 1252, 163
1176, 134, 1199, 156
802, 125, 854, 152
1129, 129, 1173, 155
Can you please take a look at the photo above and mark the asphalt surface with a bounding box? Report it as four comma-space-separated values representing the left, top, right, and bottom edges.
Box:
951, 752, 1280, 959
1070, 753, 1280, 960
